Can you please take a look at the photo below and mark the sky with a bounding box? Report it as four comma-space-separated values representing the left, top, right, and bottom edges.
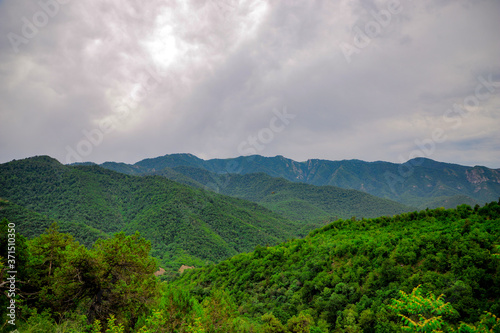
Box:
1, 0, 499, 168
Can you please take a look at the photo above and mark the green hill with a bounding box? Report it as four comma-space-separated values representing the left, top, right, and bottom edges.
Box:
163, 167, 413, 221
0, 198, 107, 247
0, 156, 304, 270
172, 201, 500, 331
3, 179, 499, 331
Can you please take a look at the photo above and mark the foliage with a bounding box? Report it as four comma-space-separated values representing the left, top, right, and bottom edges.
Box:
163, 169, 413, 222
100, 153, 500, 209
0, 198, 107, 247
391, 286, 500, 333
4, 201, 500, 331
172, 201, 500, 332
390, 285, 458, 332
0, 156, 300, 272
2, 155, 500, 332
4, 224, 161, 331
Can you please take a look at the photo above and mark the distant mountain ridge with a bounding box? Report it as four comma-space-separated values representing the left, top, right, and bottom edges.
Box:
96, 154, 500, 209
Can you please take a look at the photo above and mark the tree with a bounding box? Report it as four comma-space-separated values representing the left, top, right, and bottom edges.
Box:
26, 223, 78, 315
335, 304, 362, 333
286, 311, 314, 333
0, 218, 30, 324
261, 313, 286, 333
24, 227, 160, 330
86, 232, 160, 328
201, 289, 238, 332
390, 285, 457, 332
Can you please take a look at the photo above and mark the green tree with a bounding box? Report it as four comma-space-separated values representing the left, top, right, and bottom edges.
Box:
201, 289, 238, 332
286, 311, 314, 333
25, 223, 78, 315
24, 226, 160, 330
455, 312, 500, 333
335, 304, 362, 333
86, 232, 160, 328
390, 285, 457, 332
261, 313, 287, 333
0, 218, 30, 325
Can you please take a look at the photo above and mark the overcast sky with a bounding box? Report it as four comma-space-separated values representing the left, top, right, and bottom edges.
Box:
1, 0, 499, 168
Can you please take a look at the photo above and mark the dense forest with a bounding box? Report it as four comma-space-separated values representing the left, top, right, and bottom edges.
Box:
0, 156, 418, 272
152, 168, 413, 222
0, 156, 318, 271
1, 201, 499, 332
74, 157, 417, 222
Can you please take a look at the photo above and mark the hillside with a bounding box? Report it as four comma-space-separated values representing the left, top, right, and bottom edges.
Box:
162, 167, 412, 221
0, 198, 107, 247
0, 156, 304, 270
98, 154, 500, 209
3, 193, 499, 331
172, 201, 500, 332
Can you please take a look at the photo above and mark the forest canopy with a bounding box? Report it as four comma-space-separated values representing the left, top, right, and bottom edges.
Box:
1, 200, 500, 332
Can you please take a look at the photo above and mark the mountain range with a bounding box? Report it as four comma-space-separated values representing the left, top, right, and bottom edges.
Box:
96, 153, 500, 209
2, 153, 500, 273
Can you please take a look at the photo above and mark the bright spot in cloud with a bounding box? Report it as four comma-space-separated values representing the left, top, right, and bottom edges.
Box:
143, 12, 180, 70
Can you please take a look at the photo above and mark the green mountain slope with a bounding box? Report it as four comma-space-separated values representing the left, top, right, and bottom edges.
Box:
0, 198, 107, 247
173, 201, 500, 331
0, 156, 302, 270
162, 167, 413, 221
100, 154, 499, 209
146, 166, 207, 189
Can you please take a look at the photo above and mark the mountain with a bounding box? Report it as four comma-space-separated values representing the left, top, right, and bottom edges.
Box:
0, 156, 303, 270
160, 167, 412, 221
98, 154, 500, 209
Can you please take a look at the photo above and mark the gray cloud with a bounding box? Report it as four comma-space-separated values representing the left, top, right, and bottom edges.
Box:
1, 0, 499, 168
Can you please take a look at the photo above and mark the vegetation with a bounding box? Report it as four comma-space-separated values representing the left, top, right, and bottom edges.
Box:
183, 171, 413, 221
1, 155, 499, 332
1, 221, 160, 332
2, 201, 498, 332
0, 198, 107, 247
0, 156, 307, 271
172, 201, 500, 332
139, 166, 413, 221
99, 154, 500, 209
95, 158, 418, 222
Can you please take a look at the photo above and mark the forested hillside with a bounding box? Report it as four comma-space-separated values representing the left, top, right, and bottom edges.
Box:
173, 201, 500, 332
163, 168, 413, 221
0, 156, 308, 270
99, 154, 500, 209
0, 198, 106, 246
2, 202, 499, 332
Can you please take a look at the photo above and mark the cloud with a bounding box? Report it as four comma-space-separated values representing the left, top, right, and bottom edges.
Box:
1, 0, 499, 168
